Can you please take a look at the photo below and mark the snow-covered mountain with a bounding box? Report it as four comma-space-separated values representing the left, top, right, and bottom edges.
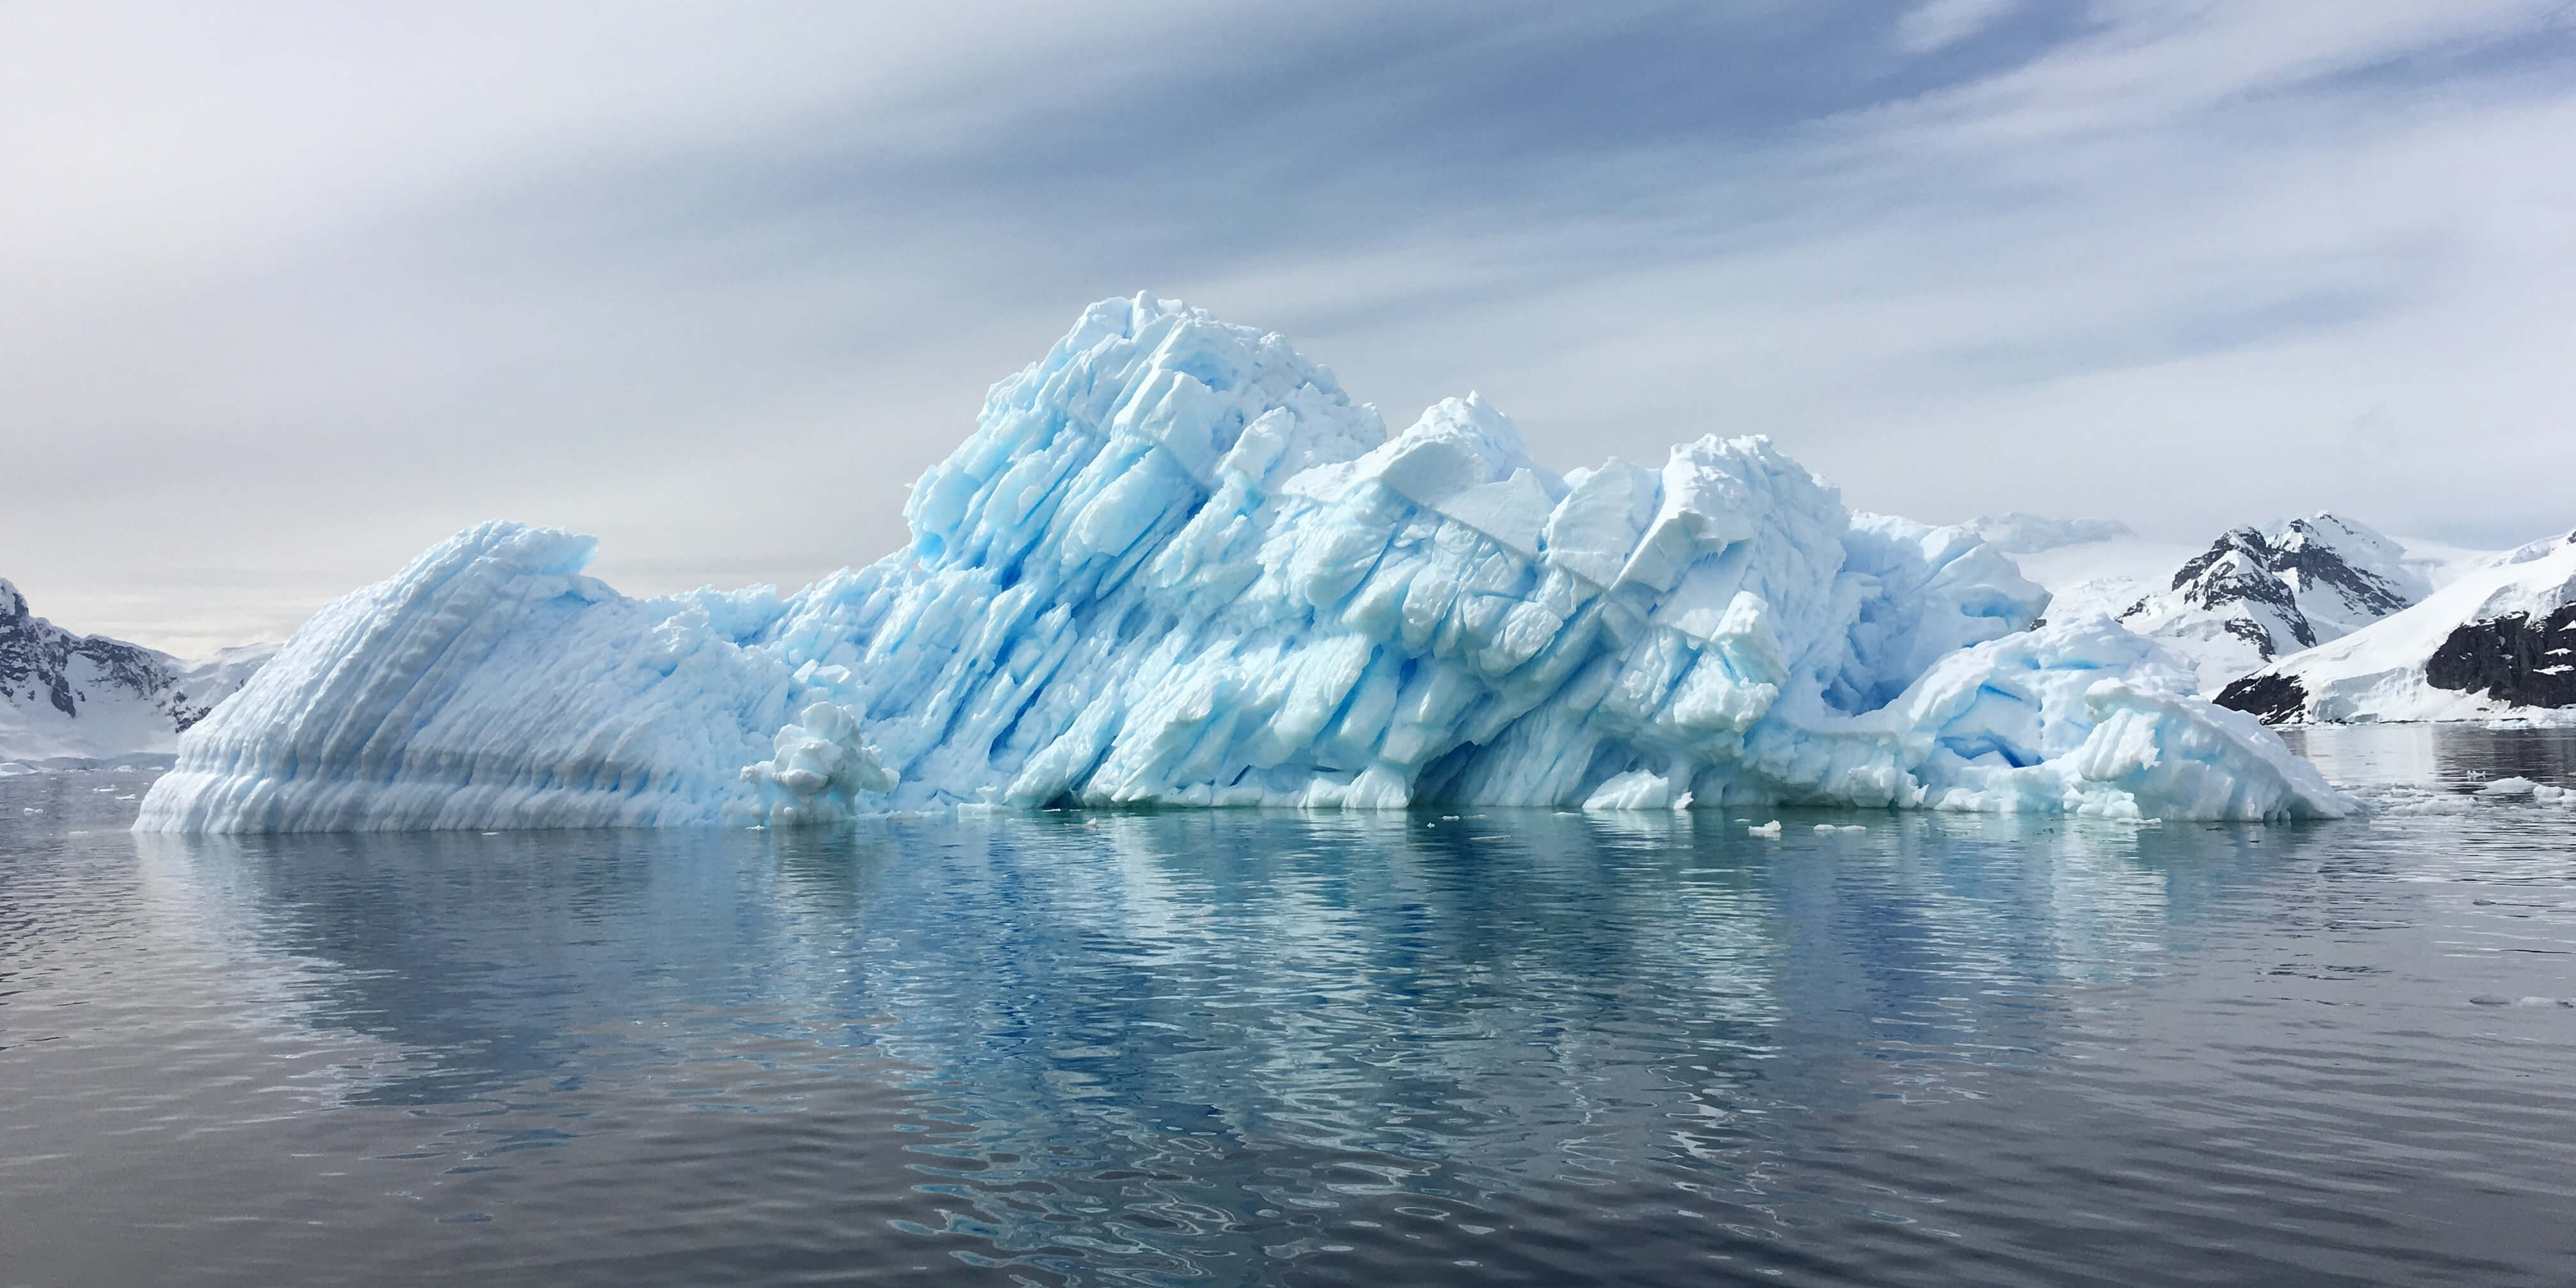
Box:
0, 579, 274, 764
2116, 515, 2429, 684
2216, 533, 2576, 724
1979, 514, 2455, 694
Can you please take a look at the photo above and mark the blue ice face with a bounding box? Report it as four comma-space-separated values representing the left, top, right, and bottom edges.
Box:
137, 297, 2353, 833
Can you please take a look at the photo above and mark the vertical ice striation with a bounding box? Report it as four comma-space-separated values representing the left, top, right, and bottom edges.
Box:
139, 295, 2356, 831
137, 524, 884, 830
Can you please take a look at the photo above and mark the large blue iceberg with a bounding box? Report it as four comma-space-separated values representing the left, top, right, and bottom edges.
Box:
138, 296, 2354, 831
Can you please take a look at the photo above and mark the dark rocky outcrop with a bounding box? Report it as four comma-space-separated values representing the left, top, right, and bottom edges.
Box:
2170, 528, 2306, 624
2269, 518, 2414, 623
2214, 671, 2310, 724
2, 579, 199, 722
2425, 604, 2576, 709
2123, 516, 2423, 672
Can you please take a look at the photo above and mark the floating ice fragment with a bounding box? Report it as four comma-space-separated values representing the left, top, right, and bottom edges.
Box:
1582, 771, 1694, 812
1748, 820, 1782, 837
737, 702, 899, 826
2477, 776, 2540, 798
2377, 793, 2477, 816
954, 785, 1010, 815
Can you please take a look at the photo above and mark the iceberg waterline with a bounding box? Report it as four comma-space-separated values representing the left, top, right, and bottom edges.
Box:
137, 296, 2356, 831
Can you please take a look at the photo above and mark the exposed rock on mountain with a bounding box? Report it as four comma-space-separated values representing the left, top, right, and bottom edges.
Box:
2423, 604, 2576, 710
0, 579, 274, 763
1980, 512, 2462, 698
2217, 533, 2576, 724
2117, 515, 2428, 680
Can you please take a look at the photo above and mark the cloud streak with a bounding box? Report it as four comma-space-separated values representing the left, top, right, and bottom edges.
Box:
4, 1, 2571, 653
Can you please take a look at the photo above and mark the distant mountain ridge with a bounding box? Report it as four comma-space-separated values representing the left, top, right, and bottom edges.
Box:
2120, 514, 2427, 671
0, 578, 273, 764
1979, 512, 2437, 694
2216, 533, 2576, 725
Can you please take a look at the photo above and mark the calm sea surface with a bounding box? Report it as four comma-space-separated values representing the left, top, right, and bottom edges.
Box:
4, 726, 2573, 1286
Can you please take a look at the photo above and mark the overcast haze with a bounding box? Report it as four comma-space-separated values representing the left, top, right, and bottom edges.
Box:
6, 1, 2573, 655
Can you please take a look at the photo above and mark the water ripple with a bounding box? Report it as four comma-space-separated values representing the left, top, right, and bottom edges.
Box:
3, 731, 2574, 1284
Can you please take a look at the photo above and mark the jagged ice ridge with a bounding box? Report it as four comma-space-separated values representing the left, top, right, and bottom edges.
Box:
138, 296, 2355, 831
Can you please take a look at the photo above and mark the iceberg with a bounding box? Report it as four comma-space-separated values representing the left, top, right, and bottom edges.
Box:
138, 296, 2356, 831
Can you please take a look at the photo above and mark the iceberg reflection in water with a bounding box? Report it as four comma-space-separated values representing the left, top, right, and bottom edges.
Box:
8, 747, 2576, 1285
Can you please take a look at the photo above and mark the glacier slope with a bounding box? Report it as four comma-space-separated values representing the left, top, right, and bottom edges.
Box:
139, 296, 2354, 831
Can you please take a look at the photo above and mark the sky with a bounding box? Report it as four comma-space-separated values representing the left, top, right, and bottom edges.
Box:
4, 1, 2573, 655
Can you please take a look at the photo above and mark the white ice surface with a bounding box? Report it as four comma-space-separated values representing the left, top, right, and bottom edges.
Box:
2390, 537, 2502, 592
139, 296, 2357, 831
3, 681, 188, 763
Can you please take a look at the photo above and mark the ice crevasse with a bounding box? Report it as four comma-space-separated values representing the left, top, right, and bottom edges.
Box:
137, 296, 2355, 831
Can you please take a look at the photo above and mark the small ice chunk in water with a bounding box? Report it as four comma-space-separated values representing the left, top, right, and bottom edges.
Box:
2477, 776, 2540, 798
1748, 820, 1782, 837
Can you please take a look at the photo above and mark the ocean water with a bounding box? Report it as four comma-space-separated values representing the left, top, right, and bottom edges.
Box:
3, 726, 2572, 1287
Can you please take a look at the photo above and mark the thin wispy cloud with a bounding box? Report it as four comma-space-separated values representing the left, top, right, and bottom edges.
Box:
1897, 0, 2026, 53
4, 1, 2570, 654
